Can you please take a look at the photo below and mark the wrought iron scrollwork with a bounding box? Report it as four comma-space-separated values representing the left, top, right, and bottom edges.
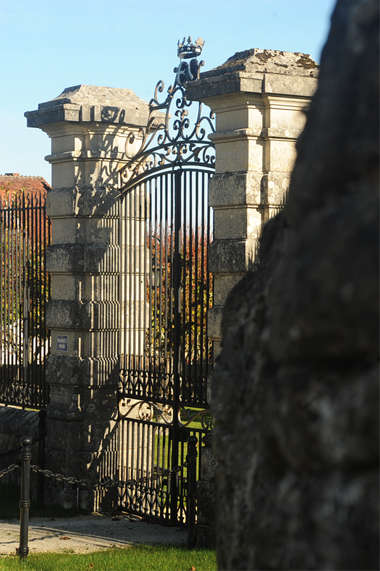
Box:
115, 39, 214, 525
119, 36, 215, 191
117, 395, 174, 424
117, 392, 213, 430
180, 407, 214, 430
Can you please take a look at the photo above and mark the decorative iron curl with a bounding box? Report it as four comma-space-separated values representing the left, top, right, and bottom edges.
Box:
117, 395, 174, 425
119, 42, 215, 193
179, 408, 214, 431
116, 394, 213, 431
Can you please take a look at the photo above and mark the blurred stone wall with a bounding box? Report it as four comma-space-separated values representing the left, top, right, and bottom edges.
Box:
213, 0, 379, 569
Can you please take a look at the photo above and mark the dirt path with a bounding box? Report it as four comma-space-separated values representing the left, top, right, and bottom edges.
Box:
0, 515, 187, 555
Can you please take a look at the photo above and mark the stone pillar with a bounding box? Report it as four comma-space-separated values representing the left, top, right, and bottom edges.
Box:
185, 49, 318, 547
187, 49, 318, 357
25, 85, 148, 509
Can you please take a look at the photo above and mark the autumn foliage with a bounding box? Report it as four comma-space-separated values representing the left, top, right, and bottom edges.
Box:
146, 227, 213, 368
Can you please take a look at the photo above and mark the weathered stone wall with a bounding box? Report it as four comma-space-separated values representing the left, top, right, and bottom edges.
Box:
213, 0, 379, 569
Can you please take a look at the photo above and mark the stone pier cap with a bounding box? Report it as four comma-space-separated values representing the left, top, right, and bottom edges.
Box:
186, 48, 318, 100
25, 84, 150, 128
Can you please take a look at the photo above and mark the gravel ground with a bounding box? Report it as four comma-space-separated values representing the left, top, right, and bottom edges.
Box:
0, 515, 187, 555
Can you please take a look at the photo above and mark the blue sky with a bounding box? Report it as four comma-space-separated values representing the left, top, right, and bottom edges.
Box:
0, 0, 336, 183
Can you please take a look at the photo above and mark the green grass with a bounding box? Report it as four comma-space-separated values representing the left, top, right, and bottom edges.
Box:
0, 545, 216, 570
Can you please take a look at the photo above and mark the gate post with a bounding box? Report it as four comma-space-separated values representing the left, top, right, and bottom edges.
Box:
25, 86, 149, 509
187, 49, 318, 360
18, 438, 32, 559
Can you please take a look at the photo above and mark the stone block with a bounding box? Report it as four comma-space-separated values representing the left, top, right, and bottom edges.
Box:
208, 307, 223, 340
247, 102, 265, 132
52, 218, 78, 245
213, 274, 245, 306
261, 173, 291, 206
46, 357, 117, 417
51, 330, 80, 356
50, 275, 77, 301
25, 103, 81, 128
209, 171, 263, 207
88, 301, 121, 330
25, 84, 150, 129
47, 188, 74, 217
49, 300, 121, 332
85, 355, 119, 384
46, 354, 89, 390
46, 299, 91, 330
83, 244, 120, 273
80, 217, 120, 245
213, 207, 261, 240
248, 137, 265, 172
51, 161, 76, 189
262, 126, 301, 140
187, 73, 260, 101
82, 274, 120, 302
212, 340, 222, 361
209, 238, 257, 273
263, 73, 317, 97
51, 272, 120, 303
47, 244, 84, 273
75, 186, 120, 218
51, 132, 81, 155
188, 49, 318, 101
265, 100, 308, 134
216, 106, 250, 133
47, 186, 120, 219
267, 139, 297, 172
209, 94, 265, 132
214, 138, 251, 172
48, 383, 80, 414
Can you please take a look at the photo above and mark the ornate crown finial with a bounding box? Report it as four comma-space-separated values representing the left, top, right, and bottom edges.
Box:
177, 36, 205, 60
174, 37, 205, 85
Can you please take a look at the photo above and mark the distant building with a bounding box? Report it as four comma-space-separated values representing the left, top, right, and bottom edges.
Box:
0, 173, 50, 202
0, 173, 51, 237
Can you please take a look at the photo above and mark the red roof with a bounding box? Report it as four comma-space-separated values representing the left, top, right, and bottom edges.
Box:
0, 174, 50, 202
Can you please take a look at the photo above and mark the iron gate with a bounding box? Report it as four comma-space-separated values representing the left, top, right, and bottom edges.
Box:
116, 38, 215, 524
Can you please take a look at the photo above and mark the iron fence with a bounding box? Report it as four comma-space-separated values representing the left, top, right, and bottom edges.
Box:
0, 192, 50, 409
